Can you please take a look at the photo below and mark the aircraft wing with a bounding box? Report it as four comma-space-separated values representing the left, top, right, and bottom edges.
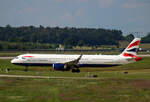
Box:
64, 54, 82, 68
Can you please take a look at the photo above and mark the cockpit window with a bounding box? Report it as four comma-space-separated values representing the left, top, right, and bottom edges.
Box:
22, 57, 26, 59
15, 57, 19, 59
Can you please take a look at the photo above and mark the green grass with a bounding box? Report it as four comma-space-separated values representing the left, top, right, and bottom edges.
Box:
0, 57, 150, 102
0, 78, 150, 102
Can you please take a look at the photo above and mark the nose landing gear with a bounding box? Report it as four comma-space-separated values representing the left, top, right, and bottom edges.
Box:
24, 66, 28, 72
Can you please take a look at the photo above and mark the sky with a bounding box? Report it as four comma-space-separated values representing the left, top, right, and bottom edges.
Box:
0, 0, 150, 36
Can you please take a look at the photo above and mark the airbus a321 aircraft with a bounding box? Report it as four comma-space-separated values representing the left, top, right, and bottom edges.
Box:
11, 38, 142, 72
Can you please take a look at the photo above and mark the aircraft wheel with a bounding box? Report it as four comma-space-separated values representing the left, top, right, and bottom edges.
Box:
72, 69, 79, 73
76, 69, 80, 73
24, 69, 28, 72
72, 69, 76, 73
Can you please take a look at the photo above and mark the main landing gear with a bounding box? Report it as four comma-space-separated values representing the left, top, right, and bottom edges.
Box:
24, 66, 28, 72
72, 68, 80, 73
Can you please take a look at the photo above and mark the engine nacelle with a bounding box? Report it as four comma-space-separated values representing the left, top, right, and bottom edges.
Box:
53, 63, 65, 70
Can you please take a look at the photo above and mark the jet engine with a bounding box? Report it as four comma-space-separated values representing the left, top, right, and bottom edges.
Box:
53, 63, 65, 70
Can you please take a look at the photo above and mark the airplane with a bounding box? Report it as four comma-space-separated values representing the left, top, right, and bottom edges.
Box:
11, 38, 142, 72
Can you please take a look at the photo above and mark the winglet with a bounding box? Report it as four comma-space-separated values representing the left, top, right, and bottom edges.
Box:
77, 54, 82, 61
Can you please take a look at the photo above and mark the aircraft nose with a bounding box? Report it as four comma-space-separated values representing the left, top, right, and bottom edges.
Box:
11, 59, 15, 64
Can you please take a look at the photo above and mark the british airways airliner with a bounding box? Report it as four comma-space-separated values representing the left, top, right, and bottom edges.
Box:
11, 38, 142, 72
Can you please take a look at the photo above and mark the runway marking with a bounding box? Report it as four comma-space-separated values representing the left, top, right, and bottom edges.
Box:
0, 57, 14, 59
139, 55, 150, 57
0, 74, 99, 79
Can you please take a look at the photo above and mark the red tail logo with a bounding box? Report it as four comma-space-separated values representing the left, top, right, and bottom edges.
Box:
128, 41, 140, 49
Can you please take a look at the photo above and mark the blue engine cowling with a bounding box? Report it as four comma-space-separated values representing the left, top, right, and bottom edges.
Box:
53, 63, 65, 70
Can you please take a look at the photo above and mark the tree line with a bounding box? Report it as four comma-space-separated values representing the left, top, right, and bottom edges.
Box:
0, 25, 149, 50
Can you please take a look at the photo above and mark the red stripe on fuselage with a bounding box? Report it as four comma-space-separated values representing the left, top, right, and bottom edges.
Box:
23, 56, 33, 58
128, 41, 140, 49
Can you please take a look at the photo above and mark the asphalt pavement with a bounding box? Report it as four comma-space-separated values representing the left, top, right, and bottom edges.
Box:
0, 74, 99, 79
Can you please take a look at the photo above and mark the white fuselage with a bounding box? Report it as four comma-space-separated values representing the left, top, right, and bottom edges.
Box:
11, 54, 134, 67
11, 38, 142, 69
